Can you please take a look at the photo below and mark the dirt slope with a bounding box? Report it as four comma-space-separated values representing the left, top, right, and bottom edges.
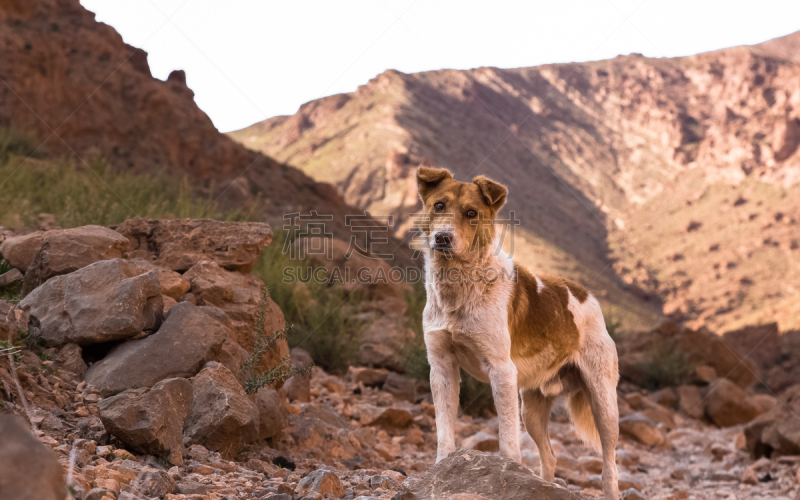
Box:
0, 0, 360, 235
231, 33, 800, 332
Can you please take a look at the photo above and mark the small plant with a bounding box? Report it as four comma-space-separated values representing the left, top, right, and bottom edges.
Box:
239, 287, 314, 394
604, 307, 623, 342
402, 281, 430, 380
251, 233, 368, 374
0, 340, 22, 362
638, 338, 695, 389
459, 370, 496, 417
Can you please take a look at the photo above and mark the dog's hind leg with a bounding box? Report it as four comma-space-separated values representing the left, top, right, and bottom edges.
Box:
521, 388, 556, 482
428, 344, 460, 463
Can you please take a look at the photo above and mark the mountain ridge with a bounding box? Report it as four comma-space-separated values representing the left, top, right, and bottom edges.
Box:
231, 31, 800, 332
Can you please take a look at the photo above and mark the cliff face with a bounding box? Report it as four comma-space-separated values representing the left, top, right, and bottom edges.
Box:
0, 0, 357, 229
231, 33, 800, 332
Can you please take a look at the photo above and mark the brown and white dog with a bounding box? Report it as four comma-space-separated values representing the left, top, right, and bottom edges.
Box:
416, 166, 620, 500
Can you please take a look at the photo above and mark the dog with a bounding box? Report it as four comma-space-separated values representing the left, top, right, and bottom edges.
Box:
416, 166, 620, 500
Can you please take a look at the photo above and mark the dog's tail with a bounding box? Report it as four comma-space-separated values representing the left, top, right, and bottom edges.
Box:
567, 389, 601, 452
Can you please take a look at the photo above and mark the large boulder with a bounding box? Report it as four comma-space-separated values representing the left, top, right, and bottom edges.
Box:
20, 259, 163, 346
295, 237, 410, 299
184, 362, 259, 459
7, 225, 130, 293
705, 378, 761, 427
98, 378, 193, 464
398, 449, 583, 499
85, 302, 227, 396
0, 415, 66, 500
113, 218, 273, 273
617, 322, 755, 388
184, 260, 289, 372
745, 385, 800, 457
359, 302, 415, 372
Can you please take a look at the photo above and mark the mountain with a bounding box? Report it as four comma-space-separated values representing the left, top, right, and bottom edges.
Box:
0, 0, 362, 238
230, 32, 800, 333
755, 30, 800, 64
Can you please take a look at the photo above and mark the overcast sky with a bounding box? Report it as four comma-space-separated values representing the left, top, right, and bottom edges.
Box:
80, 0, 800, 133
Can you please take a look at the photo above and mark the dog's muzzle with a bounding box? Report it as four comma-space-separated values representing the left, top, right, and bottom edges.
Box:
431, 230, 454, 252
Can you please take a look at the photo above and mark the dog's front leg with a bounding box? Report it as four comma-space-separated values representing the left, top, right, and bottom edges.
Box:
487, 359, 521, 463
428, 346, 460, 463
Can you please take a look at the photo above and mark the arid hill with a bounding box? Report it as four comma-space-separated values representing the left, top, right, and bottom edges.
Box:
0, 0, 359, 235
231, 32, 800, 333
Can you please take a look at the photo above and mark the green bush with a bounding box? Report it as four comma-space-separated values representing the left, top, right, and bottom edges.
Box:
638, 338, 695, 389
251, 232, 368, 374
0, 127, 41, 160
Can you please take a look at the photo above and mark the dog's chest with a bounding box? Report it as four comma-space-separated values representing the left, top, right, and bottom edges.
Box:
423, 278, 510, 335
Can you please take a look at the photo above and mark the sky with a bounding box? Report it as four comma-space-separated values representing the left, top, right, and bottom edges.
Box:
80, 0, 800, 133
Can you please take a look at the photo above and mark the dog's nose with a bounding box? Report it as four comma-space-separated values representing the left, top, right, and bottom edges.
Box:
434, 232, 452, 247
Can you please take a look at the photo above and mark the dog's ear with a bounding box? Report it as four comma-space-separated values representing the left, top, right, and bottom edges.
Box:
417, 166, 452, 201
473, 175, 508, 211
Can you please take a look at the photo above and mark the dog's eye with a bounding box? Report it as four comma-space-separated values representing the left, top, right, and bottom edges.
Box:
434, 202, 445, 211
466, 210, 477, 218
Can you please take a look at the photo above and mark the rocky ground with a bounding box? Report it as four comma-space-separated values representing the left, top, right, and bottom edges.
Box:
1, 218, 800, 500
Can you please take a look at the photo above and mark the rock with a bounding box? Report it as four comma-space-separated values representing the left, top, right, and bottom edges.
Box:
383, 372, 416, 402
98, 378, 192, 463
284, 408, 361, 461
705, 378, 760, 427
359, 312, 416, 372
130, 259, 190, 300
255, 386, 288, 439
20, 259, 162, 346
619, 413, 665, 446
746, 393, 778, 414
17, 225, 130, 293
347, 366, 390, 387
184, 362, 259, 459
617, 322, 755, 388
0, 268, 22, 288
676, 385, 704, 419
0, 415, 67, 500
296, 237, 409, 300
296, 469, 345, 498
461, 431, 500, 452
723, 323, 781, 374
649, 387, 678, 408
745, 385, 800, 457
284, 373, 311, 403
114, 218, 273, 273
58, 343, 88, 375
85, 302, 227, 395
691, 365, 718, 384
0, 231, 45, 271
399, 449, 582, 499
137, 469, 178, 497
184, 260, 289, 369
284, 348, 314, 402
359, 404, 413, 428
741, 466, 758, 485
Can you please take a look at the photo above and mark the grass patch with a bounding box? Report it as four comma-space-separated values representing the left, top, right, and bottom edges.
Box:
638, 338, 695, 389
0, 129, 252, 228
251, 231, 368, 374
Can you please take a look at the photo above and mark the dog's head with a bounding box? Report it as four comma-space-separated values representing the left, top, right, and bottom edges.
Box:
416, 166, 507, 261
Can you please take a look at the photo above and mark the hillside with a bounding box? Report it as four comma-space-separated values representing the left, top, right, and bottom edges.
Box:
231, 33, 800, 333
0, 0, 364, 240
